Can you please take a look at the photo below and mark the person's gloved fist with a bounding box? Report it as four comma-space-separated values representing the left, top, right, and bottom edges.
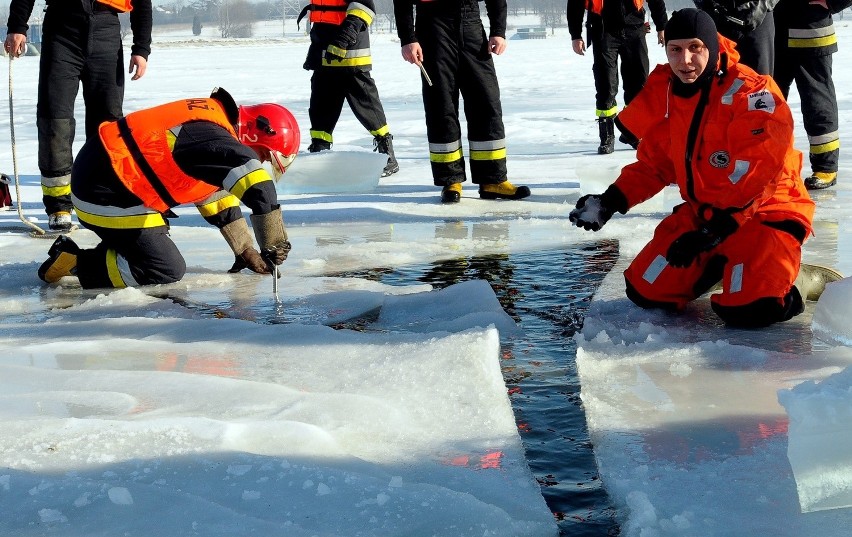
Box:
251, 207, 291, 269
324, 44, 346, 63
570, 194, 614, 231
569, 185, 628, 232
228, 247, 272, 274
261, 241, 292, 266
665, 229, 721, 268
324, 15, 362, 63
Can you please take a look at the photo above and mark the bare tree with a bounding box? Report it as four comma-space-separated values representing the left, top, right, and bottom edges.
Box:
373, 0, 396, 32
538, 0, 566, 35
218, 0, 256, 38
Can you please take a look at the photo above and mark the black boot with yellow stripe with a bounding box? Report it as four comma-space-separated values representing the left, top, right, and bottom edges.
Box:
479, 180, 531, 201
38, 236, 80, 283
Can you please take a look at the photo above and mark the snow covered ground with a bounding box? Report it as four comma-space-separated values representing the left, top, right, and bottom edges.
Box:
2, 14, 852, 537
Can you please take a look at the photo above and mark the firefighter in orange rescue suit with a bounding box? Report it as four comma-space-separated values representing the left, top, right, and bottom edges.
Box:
569, 8, 836, 328
37, 88, 299, 289
298, 0, 398, 177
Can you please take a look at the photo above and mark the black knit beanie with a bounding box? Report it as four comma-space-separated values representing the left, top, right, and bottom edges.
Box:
665, 8, 720, 94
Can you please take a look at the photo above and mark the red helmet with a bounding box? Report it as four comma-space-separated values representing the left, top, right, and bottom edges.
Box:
237, 103, 301, 178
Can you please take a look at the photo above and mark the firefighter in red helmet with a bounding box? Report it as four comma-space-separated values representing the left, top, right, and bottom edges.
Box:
38, 88, 300, 289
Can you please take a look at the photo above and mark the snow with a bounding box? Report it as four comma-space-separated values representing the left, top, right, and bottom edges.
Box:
2, 15, 852, 537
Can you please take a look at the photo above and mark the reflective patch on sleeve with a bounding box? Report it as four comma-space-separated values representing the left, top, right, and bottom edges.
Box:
747, 90, 776, 113
728, 160, 750, 184
721, 79, 744, 105
729, 263, 743, 293
223, 160, 266, 192
195, 191, 240, 217
643, 255, 668, 284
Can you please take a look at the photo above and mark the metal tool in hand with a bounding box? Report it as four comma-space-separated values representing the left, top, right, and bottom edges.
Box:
272, 265, 280, 302
416, 62, 433, 87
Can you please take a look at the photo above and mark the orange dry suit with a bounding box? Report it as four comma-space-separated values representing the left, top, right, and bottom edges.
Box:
609, 35, 815, 327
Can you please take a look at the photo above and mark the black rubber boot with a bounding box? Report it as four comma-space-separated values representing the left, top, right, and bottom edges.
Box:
374, 134, 399, 177
307, 138, 331, 153
597, 117, 615, 155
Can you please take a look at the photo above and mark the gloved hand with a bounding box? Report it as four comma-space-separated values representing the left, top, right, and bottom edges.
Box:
220, 218, 272, 274
324, 15, 363, 63
569, 185, 628, 231
569, 194, 614, 231
665, 229, 722, 268
228, 247, 272, 275
324, 43, 347, 63
666, 206, 738, 267
251, 207, 291, 268
260, 241, 292, 266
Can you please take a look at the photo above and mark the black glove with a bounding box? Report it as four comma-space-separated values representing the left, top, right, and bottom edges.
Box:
324, 15, 363, 63
569, 194, 614, 231
228, 247, 273, 275
569, 185, 628, 232
666, 206, 738, 267
324, 43, 347, 63
665, 229, 722, 268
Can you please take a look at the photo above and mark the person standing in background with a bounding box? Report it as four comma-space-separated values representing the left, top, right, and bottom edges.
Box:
694, 0, 778, 75
393, 0, 531, 204
568, 0, 668, 154
4, 0, 152, 232
298, 0, 399, 178
774, 0, 851, 190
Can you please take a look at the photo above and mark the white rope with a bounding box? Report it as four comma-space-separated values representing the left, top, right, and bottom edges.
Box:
8, 52, 46, 235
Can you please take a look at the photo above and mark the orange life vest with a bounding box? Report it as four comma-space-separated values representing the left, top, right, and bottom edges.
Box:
99, 98, 237, 213
97, 0, 133, 13
309, 0, 347, 25
585, 0, 644, 16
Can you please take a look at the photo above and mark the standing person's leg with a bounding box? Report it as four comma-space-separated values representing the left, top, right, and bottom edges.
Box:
591, 31, 619, 154
616, 25, 649, 149
418, 16, 466, 201
797, 54, 839, 189
620, 25, 649, 106
345, 70, 398, 176
82, 10, 125, 139
457, 18, 529, 200
458, 19, 505, 187
734, 14, 775, 76
37, 12, 86, 228
308, 68, 347, 151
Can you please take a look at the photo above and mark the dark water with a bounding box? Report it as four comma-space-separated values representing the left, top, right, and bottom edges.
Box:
333, 240, 621, 536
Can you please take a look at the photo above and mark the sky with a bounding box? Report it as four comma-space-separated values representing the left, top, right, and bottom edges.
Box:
2, 14, 852, 537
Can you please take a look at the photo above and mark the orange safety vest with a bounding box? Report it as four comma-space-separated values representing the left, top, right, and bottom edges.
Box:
99, 98, 237, 214
309, 0, 347, 25
97, 0, 133, 13
585, 0, 644, 15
